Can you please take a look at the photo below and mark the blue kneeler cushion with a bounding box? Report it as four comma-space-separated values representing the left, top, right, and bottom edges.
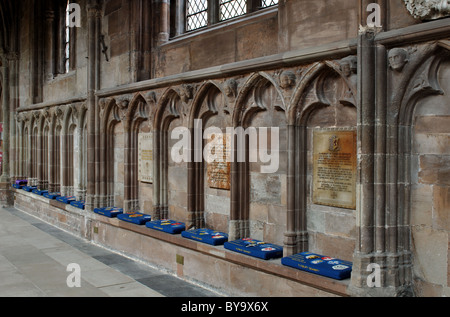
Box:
12, 184, 23, 189
224, 238, 283, 260
93, 207, 124, 218
281, 252, 352, 280
145, 219, 186, 234
181, 228, 228, 246
117, 212, 151, 225
70, 200, 85, 209
22, 186, 37, 192
56, 196, 76, 204
32, 189, 48, 196
43, 192, 61, 199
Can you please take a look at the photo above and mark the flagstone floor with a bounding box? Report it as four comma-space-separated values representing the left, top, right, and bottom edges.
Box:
0, 206, 222, 297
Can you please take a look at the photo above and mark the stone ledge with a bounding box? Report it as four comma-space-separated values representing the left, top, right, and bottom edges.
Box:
13, 189, 350, 297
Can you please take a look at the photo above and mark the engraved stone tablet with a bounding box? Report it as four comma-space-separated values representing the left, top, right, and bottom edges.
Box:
313, 129, 356, 210
138, 133, 153, 183
206, 133, 231, 190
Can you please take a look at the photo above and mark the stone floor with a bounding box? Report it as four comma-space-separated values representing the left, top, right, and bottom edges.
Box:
0, 206, 222, 297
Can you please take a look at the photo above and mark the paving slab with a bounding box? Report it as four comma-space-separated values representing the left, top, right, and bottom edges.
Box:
0, 207, 221, 297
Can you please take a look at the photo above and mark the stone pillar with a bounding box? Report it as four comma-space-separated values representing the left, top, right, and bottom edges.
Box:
44, 8, 55, 81
158, 0, 170, 44
284, 124, 297, 256
349, 28, 377, 295
153, 129, 161, 219
0, 56, 13, 206
85, 1, 102, 211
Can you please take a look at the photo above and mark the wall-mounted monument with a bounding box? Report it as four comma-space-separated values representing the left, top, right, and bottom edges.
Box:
313, 129, 357, 210
138, 133, 153, 183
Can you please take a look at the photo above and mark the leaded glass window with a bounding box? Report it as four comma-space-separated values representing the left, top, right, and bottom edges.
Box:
64, 0, 71, 73
261, 0, 278, 8
186, 0, 208, 31
184, 0, 278, 33
220, 0, 247, 21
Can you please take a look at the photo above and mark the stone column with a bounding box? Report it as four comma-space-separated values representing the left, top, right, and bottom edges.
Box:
86, 1, 101, 211
153, 129, 161, 219
158, 0, 170, 44
349, 28, 377, 295
284, 124, 297, 256
0, 56, 13, 206
44, 9, 55, 81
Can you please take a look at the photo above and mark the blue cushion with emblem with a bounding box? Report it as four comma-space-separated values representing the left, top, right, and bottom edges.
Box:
12, 184, 23, 189
56, 196, 76, 204
22, 186, 37, 192
93, 207, 124, 218
43, 192, 61, 199
32, 189, 48, 196
181, 228, 228, 246
281, 252, 352, 280
224, 238, 283, 260
145, 219, 186, 234
70, 200, 85, 209
117, 212, 151, 225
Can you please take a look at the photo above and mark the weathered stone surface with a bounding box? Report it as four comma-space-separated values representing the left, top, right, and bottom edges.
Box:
403, 0, 450, 20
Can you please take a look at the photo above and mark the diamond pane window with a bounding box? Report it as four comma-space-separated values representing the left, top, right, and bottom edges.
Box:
186, 0, 208, 31
64, 0, 71, 73
261, 0, 278, 8
220, 0, 247, 21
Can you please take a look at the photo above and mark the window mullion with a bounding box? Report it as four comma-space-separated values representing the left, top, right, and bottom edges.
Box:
208, 0, 220, 25
247, 0, 261, 13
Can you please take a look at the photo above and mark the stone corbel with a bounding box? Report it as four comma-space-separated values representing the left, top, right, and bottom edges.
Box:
42, 107, 52, 126
115, 96, 130, 121
279, 70, 296, 90
145, 91, 157, 106
179, 84, 194, 104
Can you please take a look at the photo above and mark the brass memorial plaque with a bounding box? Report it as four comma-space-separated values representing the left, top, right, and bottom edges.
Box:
206, 132, 231, 190
313, 129, 356, 210
138, 133, 153, 183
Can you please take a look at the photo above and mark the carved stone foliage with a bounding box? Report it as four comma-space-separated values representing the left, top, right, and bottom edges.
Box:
403, 0, 450, 20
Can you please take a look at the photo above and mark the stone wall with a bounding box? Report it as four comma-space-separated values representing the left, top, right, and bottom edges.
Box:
2, 0, 450, 297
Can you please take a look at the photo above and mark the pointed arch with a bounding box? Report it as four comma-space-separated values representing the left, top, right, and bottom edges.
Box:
380, 43, 450, 289
153, 87, 183, 220
229, 72, 286, 240
187, 80, 230, 229
123, 92, 152, 213
285, 60, 358, 256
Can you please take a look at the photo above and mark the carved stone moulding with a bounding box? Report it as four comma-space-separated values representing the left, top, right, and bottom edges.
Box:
403, 0, 450, 20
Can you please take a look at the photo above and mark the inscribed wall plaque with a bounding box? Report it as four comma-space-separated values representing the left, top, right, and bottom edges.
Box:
138, 133, 153, 183
206, 132, 231, 190
313, 129, 356, 210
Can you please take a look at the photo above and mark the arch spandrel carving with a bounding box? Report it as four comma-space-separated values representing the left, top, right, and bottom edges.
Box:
233, 72, 286, 127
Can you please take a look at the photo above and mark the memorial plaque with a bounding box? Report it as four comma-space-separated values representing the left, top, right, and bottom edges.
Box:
138, 133, 153, 183
313, 129, 356, 210
206, 132, 231, 190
